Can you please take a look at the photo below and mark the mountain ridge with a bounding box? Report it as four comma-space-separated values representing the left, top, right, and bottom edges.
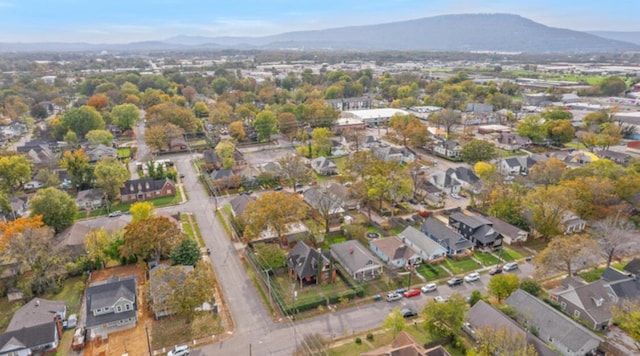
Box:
1, 13, 637, 53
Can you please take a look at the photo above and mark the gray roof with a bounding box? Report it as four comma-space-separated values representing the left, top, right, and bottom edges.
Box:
229, 194, 255, 217
505, 289, 602, 353
421, 217, 473, 251
302, 187, 344, 215
447, 167, 480, 185
286, 241, 329, 280
85, 276, 137, 328
330, 240, 381, 275
7, 298, 65, 331
311, 157, 337, 169
465, 301, 556, 356
210, 169, 235, 180
601, 267, 629, 282
0, 322, 57, 352
608, 278, 640, 300
624, 257, 640, 275
449, 212, 491, 229
202, 149, 221, 164
371, 236, 419, 261
484, 215, 526, 238
558, 279, 615, 326
120, 178, 174, 195
397, 227, 446, 256
76, 188, 104, 202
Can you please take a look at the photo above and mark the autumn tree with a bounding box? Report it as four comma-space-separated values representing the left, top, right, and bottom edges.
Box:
57, 105, 105, 139
278, 112, 298, 139
145, 123, 185, 152
6, 225, 68, 295
529, 157, 566, 188
29, 187, 77, 233
474, 326, 539, 356
242, 192, 308, 244
277, 155, 312, 189
87, 93, 110, 111
228, 121, 246, 141
0, 215, 44, 252
86, 129, 114, 147
535, 234, 599, 277
488, 274, 520, 303
544, 119, 575, 145
474, 161, 498, 181
111, 103, 139, 131
121, 216, 184, 264
146, 102, 199, 133
383, 308, 406, 337
541, 106, 573, 121
61, 149, 94, 190
253, 110, 278, 142
85, 228, 119, 269
524, 185, 572, 238
130, 201, 156, 222
461, 139, 497, 164
0, 154, 31, 194
344, 151, 373, 179
611, 300, 640, 350
192, 101, 209, 118
390, 113, 421, 146
94, 157, 130, 201
342, 127, 367, 152
592, 213, 639, 267
421, 293, 467, 338
170, 238, 201, 266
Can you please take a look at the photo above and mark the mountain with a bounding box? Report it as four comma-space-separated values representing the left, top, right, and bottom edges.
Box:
588, 31, 640, 46
1, 14, 637, 53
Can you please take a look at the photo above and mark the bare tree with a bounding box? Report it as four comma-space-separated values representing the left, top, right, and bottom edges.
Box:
429, 109, 461, 137
277, 155, 312, 189
592, 213, 639, 267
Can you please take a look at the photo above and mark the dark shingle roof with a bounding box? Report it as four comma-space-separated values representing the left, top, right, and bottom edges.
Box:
624, 257, 640, 275
601, 267, 629, 282
7, 298, 65, 330
230, 195, 255, 217
421, 217, 472, 251
210, 169, 235, 180
609, 278, 640, 300
0, 322, 57, 352
287, 241, 328, 280
85, 276, 137, 328
120, 178, 173, 195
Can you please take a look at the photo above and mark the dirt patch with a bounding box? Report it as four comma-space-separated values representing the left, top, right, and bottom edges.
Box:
84, 265, 153, 356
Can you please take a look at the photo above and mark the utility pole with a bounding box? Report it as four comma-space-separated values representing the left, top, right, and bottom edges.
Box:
144, 322, 152, 355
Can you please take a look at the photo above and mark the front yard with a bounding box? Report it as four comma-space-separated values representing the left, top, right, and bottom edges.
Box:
497, 246, 524, 262
474, 252, 500, 266
75, 190, 183, 220
416, 263, 450, 281
442, 257, 481, 275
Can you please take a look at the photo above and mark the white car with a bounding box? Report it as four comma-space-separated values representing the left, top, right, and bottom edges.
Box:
386, 292, 402, 302
503, 262, 519, 271
464, 272, 480, 282
421, 283, 437, 293
434, 295, 449, 303
167, 345, 189, 356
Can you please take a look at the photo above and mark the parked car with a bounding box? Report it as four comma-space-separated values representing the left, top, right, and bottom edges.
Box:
434, 295, 449, 303
395, 288, 407, 295
421, 283, 437, 293
274, 185, 283, 191
403, 289, 421, 298
503, 262, 519, 271
447, 276, 464, 286
108, 210, 122, 217
294, 183, 304, 189
401, 307, 418, 318
386, 292, 402, 302
489, 266, 503, 275
168, 345, 190, 356
464, 272, 480, 283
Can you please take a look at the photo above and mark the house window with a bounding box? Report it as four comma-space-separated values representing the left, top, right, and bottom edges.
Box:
560, 302, 566, 311
574, 310, 580, 318
116, 305, 122, 313
167, 189, 172, 194
125, 303, 131, 310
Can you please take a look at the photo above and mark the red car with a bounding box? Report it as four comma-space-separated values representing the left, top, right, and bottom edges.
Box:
403, 289, 421, 298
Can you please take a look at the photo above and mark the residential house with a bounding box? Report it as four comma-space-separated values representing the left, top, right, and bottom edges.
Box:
446, 167, 481, 193
484, 215, 528, 245
493, 132, 532, 151
258, 161, 282, 181
505, 289, 602, 356
432, 140, 462, 158
119, 178, 176, 203
149, 264, 194, 319
561, 211, 586, 234
448, 212, 502, 250
497, 156, 539, 176
75, 189, 105, 210
396, 226, 447, 264
310, 157, 337, 176
210, 169, 241, 189
202, 149, 222, 172
229, 194, 255, 217
369, 236, 422, 269
286, 241, 335, 287
18, 143, 57, 169
553, 277, 618, 331
363, 135, 378, 149
330, 240, 383, 282
255, 222, 310, 245
85, 276, 138, 340
595, 149, 631, 166
169, 138, 187, 151
466, 103, 493, 114
302, 187, 345, 226
417, 180, 445, 207
5, 196, 28, 218
325, 96, 372, 111
420, 217, 473, 258
464, 301, 556, 356
323, 182, 359, 210
372, 146, 415, 163
86, 144, 117, 162
428, 170, 461, 195
0, 298, 66, 355
361, 331, 450, 356
623, 257, 640, 277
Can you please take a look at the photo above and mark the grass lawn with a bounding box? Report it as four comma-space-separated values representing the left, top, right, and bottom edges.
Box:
474, 252, 500, 266
498, 247, 524, 262
117, 147, 132, 158
416, 264, 450, 281
329, 340, 371, 355
579, 268, 606, 283
0, 299, 23, 331
180, 213, 198, 241
443, 257, 481, 275
523, 238, 549, 252
43, 276, 86, 315
151, 313, 223, 350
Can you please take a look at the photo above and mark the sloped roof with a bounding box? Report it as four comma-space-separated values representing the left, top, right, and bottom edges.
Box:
202, 149, 221, 164
0, 322, 57, 353
558, 279, 616, 325
76, 188, 104, 203
506, 289, 602, 353
7, 298, 65, 331
421, 217, 472, 251
371, 236, 419, 262
397, 227, 446, 256
450, 166, 480, 185
120, 178, 174, 195
302, 187, 344, 215
484, 215, 526, 238
361, 331, 450, 356
624, 257, 640, 275
85, 276, 137, 328
330, 240, 381, 274
601, 267, 630, 282
286, 241, 328, 280
608, 278, 640, 300
230, 194, 255, 217
210, 169, 235, 180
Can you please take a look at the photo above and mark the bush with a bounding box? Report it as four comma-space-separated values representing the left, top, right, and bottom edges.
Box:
520, 279, 542, 297
366, 333, 374, 341
355, 337, 362, 345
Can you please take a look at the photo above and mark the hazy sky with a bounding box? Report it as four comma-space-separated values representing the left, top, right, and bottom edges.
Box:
1, 0, 638, 43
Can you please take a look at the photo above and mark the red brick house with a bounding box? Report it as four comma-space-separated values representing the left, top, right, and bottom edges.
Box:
119, 178, 176, 202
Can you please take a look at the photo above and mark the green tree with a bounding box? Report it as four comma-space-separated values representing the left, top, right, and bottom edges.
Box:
461, 139, 497, 164
383, 308, 406, 337
35, 169, 60, 188
63, 130, 79, 147
192, 101, 209, 118
542, 106, 573, 121
111, 103, 139, 131
311, 127, 333, 157
254, 243, 287, 269
29, 187, 77, 233
517, 115, 546, 143
94, 157, 130, 201
58, 105, 105, 139
85, 228, 118, 269
0, 154, 31, 193
215, 140, 236, 169
253, 110, 278, 142
129, 201, 156, 222
86, 129, 114, 147
469, 290, 483, 306
488, 274, 520, 303
519, 279, 542, 297
170, 238, 201, 266
524, 185, 572, 238
611, 300, 640, 349
421, 293, 467, 338
598, 76, 627, 96
544, 119, 575, 145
